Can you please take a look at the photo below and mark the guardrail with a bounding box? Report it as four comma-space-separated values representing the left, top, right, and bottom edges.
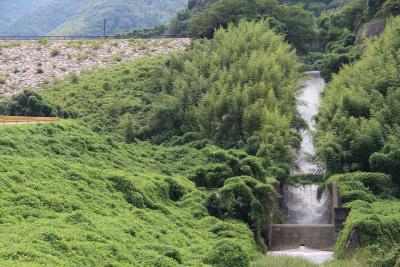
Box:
0, 116, 61, 125
0, 35, 184, 41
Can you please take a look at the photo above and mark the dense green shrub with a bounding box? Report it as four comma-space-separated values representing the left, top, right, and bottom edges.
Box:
165, 177, 188, 201
205, 239, 250, 267
327, 171, 400, 265
334, 200, 400, 266
327, 172, 396, 203
108, 175, 147, 208
162, 21, 299, 176
0, 90, 76, 118
381, 0, 400, 16
208, 176, 278, 250
2, 90, 55, 117
188, 147, 269, 189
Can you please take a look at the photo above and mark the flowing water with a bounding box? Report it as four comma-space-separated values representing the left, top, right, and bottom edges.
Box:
294, 71, 325, 174
283, 184, 332, 224
269, 72, 334, 264
285, 71, 330, 225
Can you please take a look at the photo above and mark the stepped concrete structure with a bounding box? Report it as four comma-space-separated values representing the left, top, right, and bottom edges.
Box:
269, 183, 343, 251
270, 224, 335, 250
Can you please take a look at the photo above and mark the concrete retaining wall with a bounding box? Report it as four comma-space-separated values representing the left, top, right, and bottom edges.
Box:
270, 224, 335, 251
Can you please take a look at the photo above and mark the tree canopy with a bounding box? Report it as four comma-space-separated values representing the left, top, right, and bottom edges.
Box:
316, 17, 400, 187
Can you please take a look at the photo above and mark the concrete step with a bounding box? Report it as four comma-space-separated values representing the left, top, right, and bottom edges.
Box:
269, 224, 335, 251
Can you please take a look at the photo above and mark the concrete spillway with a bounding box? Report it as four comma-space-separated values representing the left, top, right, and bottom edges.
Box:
283, 184, 332, 225
269, 72, 334, 264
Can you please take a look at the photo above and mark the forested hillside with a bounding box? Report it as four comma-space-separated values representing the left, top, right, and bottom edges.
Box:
167, 0, 315, 51
1, 0, 400, 266
0, 0, 186, 36
1, 0, 86, 36
316, 18, 400, 264
0, 21, 302, 265
318, 0, 400, 79
51, 0, 187, 36
40, 21, 301, 183
317, 17, 400, 185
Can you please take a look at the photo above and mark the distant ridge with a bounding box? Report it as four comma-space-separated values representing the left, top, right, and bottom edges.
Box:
0, 0, 186, 36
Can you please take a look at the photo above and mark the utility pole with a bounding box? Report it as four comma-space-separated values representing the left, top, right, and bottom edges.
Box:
103, 19, 106, 37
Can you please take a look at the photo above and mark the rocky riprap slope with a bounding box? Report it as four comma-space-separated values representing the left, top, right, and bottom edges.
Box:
0, 38, 190, 98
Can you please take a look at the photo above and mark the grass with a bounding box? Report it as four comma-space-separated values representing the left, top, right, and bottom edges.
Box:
76, 52, 92, 61
50, 48, 61, 57
38, 39, 49, 46
0, 120, 257, 266
112, 52, 123, 62
252, 255, 318, 267
40, 56, 168, 140
0, 73, 6, 85
253, 250, 370, 267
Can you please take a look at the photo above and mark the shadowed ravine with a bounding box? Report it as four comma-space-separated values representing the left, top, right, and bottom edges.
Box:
269, 72, 334, 264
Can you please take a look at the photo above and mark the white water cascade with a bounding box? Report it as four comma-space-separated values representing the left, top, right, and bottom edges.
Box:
294, 71, 325, 174
284, 71, 331, 225
269, 72, 334, 264
283, 184, 332, 224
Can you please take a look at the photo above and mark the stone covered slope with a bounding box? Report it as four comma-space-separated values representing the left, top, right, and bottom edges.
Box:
0, 38, 190, 98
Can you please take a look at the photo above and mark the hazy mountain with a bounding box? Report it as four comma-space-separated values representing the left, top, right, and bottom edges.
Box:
0, 0, 51, 32
52, 0, 187, 35
1, 0, 86, 35
1, 0, 186, 36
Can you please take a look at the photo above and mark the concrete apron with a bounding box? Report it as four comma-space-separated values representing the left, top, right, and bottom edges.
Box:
268, 224, 335, 264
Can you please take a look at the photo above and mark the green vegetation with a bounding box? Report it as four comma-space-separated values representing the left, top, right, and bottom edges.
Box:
50, 48, 61, 57
317, 0, 400, 80
312, 14, 400, 263
253, 249, 371, 266
2, 0, 400, 265
118, 25, 169, 38
167, 0, 218, 35
335, 200, 400, 266
0, 90, 55, 117
205, 239, 251, 267
0, 73, 7, 85
42, 20, 301, 250
0, 90, 73, 118
0, 120, 260, 266
319, 171, 399, 267
316, 17, 400, 188
169, 0, 315, 51
327, 172, 396, 204
38, 21, 302, 184
280, 0, 337, 16
0, 20, 304, 265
